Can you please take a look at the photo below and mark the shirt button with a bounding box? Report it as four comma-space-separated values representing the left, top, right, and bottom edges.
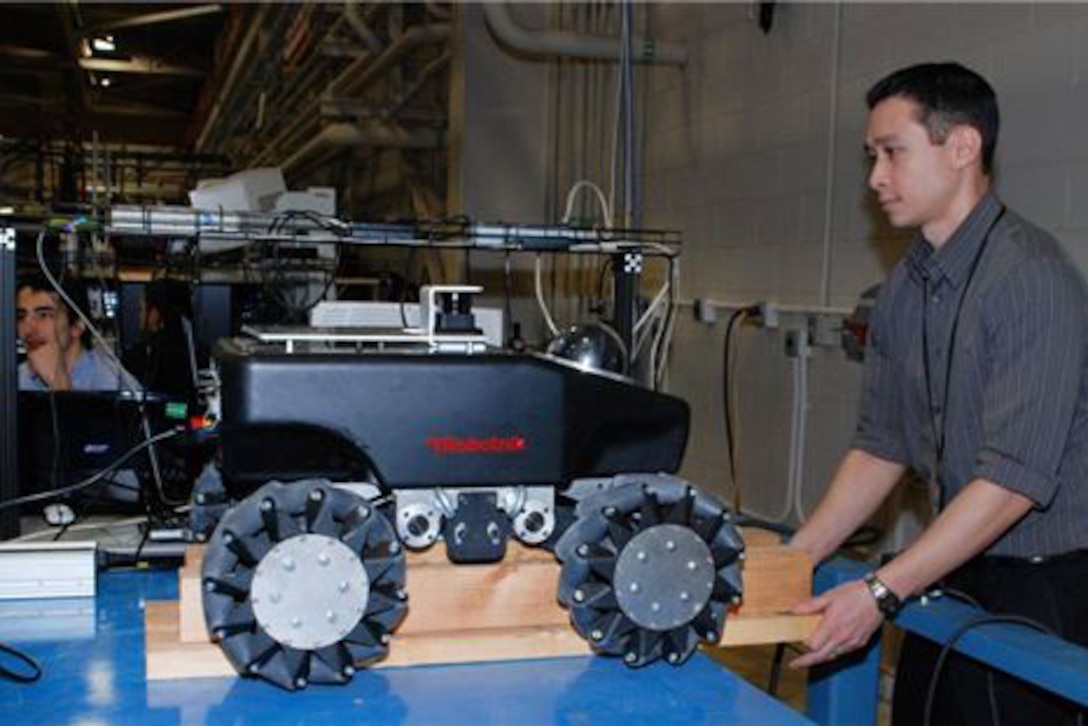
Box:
931, 294, 941, 304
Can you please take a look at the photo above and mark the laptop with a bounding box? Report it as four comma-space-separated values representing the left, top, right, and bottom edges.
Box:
16, 391, 173, 513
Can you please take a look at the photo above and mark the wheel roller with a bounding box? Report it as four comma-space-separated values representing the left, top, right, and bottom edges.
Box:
201, 479, 408, 690
555, 475, 744, 667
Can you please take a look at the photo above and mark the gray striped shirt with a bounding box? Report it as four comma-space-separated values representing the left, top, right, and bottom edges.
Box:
853, 193, 1088, 557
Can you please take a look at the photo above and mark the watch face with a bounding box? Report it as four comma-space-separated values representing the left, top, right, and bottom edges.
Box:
866, 574, 900, 616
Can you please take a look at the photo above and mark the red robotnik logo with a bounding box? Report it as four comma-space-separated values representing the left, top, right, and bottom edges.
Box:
426, 435, 528, 455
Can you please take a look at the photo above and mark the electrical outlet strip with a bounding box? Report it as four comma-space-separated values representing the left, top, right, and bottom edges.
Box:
0, 541, 97, 600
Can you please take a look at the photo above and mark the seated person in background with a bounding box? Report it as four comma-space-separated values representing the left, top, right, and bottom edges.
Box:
123, 278, 206, 403
17, 273, 140, 392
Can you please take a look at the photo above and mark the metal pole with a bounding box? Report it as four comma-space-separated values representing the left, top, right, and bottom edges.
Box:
611, 249, 641, 372
0, 227, 19, 538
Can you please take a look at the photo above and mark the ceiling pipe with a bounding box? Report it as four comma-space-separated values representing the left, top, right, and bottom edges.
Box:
254, 22, 449, 167
387, 50, 451, 117
329, 22, 449, 97
280, 121, 444, 175
344, 1, 383, 53
482, 2, 686, 66
86, 4, 223, 34
194, 5, 267, 151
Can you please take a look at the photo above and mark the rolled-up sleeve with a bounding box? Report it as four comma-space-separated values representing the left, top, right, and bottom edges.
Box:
973, 257, 1086, 507
851, 291, 910, 464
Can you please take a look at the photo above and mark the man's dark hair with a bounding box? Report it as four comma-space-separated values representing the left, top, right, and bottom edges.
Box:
17, 272, 94, 349
866, 62, 999, 174
144, 278, 193, 334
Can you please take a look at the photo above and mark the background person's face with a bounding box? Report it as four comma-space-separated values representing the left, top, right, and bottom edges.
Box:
16, 287, 76, 355
866, 96, 960, 232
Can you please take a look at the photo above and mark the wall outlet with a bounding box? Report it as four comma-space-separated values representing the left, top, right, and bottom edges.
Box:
755, 301, 780, 329
807, 313, 841, 348
784, 328, 811, 358
694, 298, 717, 325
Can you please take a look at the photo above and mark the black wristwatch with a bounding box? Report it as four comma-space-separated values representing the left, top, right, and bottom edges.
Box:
863, 572, 903, 618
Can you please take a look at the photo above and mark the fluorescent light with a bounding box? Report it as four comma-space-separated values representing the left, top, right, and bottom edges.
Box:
91, 36, 115, 53
0, 207, 15, 215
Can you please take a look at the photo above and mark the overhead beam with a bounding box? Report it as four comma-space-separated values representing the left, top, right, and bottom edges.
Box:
78, 57, 206, 77
85, 4, 223, 34
0, 44, 58, 61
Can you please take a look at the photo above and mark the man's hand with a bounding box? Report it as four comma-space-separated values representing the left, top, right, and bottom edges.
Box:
787, 579, 883, 669
26, 338, 70, 390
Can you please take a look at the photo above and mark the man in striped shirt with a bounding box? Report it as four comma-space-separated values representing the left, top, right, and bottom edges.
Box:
787, 62, 1088, 724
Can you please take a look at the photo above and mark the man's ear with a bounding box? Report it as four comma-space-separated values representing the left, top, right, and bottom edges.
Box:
948, 125, 983, 170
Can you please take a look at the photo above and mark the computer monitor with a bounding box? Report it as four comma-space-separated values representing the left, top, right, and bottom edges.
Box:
15, 390, 173, 514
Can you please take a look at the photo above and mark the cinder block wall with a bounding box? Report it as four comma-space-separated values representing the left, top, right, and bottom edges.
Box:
641, 3, 1088, 540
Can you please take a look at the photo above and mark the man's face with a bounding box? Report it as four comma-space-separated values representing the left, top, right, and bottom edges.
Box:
865, 96, 960, 231
16, 287, 78, 356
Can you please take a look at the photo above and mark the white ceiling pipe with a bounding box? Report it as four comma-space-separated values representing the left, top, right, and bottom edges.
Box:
483, 3, 686, 66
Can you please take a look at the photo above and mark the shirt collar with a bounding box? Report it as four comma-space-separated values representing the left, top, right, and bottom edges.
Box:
905, 192, 1003, 288
68, 347, 95, 387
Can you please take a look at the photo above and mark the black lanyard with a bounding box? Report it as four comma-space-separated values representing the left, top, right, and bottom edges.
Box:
921, 206, 1006, 495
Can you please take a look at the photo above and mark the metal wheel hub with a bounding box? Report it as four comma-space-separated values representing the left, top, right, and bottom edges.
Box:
614, 524, 714, 631
251, 534, 370, 651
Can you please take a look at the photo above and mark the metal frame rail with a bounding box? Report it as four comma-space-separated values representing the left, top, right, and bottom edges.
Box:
106, 204, 682, 362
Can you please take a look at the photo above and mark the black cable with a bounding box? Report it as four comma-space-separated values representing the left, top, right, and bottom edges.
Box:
51, 519, 72, 541
768, 642, 787, 696
733, 513, 795, 538
0, 642, 41, 684
503, 251, 514, 346
723, 306, 758, 509
921, 207, 1004, 505
922, 611, 1084, 726
132, 520, 152, 564
0, 429, 179, 513
842, 524, 883, 549
399, 246, 418, 329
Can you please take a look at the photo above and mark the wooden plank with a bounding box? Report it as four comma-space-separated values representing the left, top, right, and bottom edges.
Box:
155, 530, 815, 680
176, 532, 812, 643
146, 600, 818, 681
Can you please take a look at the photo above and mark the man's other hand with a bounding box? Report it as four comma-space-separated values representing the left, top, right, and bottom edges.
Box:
787, 579, 883, 668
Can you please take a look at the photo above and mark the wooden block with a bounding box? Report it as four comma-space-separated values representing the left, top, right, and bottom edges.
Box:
734, 540, 812, 616
155, 527, 816, 680
178, 548, 206, 644
147, 601, 237, 681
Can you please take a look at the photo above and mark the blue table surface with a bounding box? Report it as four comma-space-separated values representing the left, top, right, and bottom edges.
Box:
0, 568, 812, 725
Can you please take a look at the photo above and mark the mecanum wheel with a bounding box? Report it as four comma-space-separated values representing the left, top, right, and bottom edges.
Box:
555, 475, 744, 667
201, 479, 407, 690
